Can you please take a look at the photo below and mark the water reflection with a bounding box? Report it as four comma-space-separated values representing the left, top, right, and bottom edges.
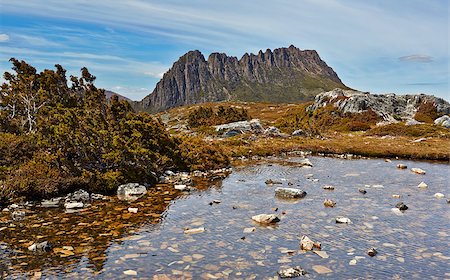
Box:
1, 157, 449, 279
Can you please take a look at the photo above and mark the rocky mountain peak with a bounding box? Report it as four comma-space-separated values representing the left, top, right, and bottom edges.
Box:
136, 46, 348, 113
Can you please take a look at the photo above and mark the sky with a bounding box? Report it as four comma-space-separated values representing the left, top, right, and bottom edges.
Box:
0, 0, 448, 101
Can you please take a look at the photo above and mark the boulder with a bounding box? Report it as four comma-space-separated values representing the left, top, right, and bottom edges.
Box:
434, 115, 450, 128
117, 183, 147, 201
275, 187, 307, 199
265, 126, 281, 136
251, 214, 280, 224
214, 119, 263, 133
278, 266, 307, 278
65, 189, 90, 203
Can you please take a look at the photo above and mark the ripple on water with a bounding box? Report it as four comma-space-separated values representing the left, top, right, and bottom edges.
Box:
1, 156, 449, 279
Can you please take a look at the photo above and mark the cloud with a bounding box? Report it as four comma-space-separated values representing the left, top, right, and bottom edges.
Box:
15, 34, 62, 47
144, 71, 165, 78
0, 34, 10, 42
398, 54, 433, 63
405, 82, 446, 86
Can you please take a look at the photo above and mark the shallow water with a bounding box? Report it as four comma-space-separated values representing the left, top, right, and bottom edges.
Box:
1, 157, 449, 279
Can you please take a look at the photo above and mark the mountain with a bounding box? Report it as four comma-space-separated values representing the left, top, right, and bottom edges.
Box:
134, 45, 348, 113
105, 90, 131, 102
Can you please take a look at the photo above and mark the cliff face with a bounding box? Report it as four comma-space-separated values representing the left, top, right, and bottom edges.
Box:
136, 45, 347, 113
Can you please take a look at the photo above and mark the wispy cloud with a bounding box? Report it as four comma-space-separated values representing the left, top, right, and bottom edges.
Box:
399, 54, 433, 63
0, 34, 9, 42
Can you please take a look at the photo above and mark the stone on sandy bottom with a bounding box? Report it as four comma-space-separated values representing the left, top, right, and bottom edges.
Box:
251, 214, 280, 224
367, 248, 378, 257
312, 265, 332, 274
128, 207, 138, 213
434, 193, 445, 199
278, 266, 307, 278
417, 182, 428, 188
275, 187, 307, 199
396, 164, 407, 169
64, 202, 84, 209
396, 202, 408, 211
323, 199, 336, 207
184, 227, 205, 234
300, 235, 321, 251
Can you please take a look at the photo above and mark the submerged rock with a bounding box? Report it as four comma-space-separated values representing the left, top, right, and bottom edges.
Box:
265, 179, 282, 185
174, 184, 190, 191
417, 182, 428, 188
11, 210, 25, 221
278, 266, 307, 278
358, 189, 367, 194
117, 183, 147, 201
336, 216, 352, 224
65, 189, 90, 203
128, 207, 138, 213
322, 185, 335, 190
251, 214, 280, 224
275, 187, 307, 199
396, 202, 408, 211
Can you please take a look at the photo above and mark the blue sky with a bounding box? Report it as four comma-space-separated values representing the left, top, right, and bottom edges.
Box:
0, 0, 448, 100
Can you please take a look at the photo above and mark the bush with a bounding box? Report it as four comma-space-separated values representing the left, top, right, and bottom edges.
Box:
188, 105, 250, 128
414, 101, 439, 123
366, 123, 450, 138
177, 136, 230, 171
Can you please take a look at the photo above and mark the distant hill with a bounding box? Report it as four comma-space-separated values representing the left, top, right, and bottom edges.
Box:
134, 45, 348, 113
105, 90, 131, 102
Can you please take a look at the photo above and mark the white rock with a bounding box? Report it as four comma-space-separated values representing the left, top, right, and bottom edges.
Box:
123, 270, 137, 276
336, 216, 352, 224
128, 207, 138, 213
349, 259, 357, 265
434, 193, 445, 199
243, 227, 256, 233
117, 183, 147, 201
174, 184, 190, 191
184, 227, 205, 234
411, 168, 426, 175
251, 214, 280, 224
64, 202, 84, 209
417, 182, 428, 188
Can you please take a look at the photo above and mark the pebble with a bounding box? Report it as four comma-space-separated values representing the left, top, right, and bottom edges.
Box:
128, 208, 138, 213
358, 189, 367, 194
434, 193, 445, 199
336, 216, 352, 224
323, 199, 336, 207
322, 185, 335, 190
396, 164, 407, 169
396, 202, 408, 211
367, 248, 378, 257
417, 182, 428, 188
243, 227, 256, 233
123, 270, 137, 276
184, 227, 205, 234
349, 259, 357, 265
392, 194, 401, 198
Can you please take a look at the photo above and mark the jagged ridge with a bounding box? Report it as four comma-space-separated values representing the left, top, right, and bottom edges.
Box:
135, 45, 348, 113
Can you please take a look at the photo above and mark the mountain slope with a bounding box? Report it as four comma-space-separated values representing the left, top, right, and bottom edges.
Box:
135, 45, 348, 113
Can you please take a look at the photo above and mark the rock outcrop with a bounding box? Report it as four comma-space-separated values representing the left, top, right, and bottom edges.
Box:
135, 46, 347, 113
308, 88, 450, 123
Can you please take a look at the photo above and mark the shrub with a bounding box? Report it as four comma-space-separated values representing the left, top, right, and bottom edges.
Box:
187, 106, 250, 128
414, 101, 439, 123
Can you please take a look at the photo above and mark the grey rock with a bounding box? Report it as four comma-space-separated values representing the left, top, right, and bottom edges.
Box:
300, 235, 321, 251
117, 183, 147, 201
434, 115, 450, 128
292, 129, 306, 137
215, 119, 263, 134
11, 210, 25, 221
308, 89, 450, 123
223, 129, 243, 138
275, 187, 307, 199
265, 126, 281, 136
278, 266, 307, 278
396, 202, 408, 211
265, 179, 283, 185
91, 193, 107, 200
28, 241, 51, 252
65, 189, 90, 203
40, 197, 63, 208
405, 119, 423, 126
64, 202, 84, 209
